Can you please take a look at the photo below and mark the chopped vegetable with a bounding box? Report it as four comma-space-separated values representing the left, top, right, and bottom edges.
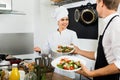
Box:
57, 45, 74, 53
57, 58, 81, 70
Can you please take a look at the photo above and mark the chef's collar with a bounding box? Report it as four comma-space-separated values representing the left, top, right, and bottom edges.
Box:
57, 28, 67, 33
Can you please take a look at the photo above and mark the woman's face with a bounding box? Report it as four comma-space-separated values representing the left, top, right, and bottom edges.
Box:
58, 17, 69, 29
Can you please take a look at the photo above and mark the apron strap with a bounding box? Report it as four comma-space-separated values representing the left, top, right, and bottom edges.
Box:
102, 15, 119, 36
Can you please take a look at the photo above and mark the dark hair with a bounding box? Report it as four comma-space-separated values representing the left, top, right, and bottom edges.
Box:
98, 0, 120, 11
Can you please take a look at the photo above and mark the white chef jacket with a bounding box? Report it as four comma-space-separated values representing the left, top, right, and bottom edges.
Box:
95, 12, 120, 69
41, 28, 79, 56
41, 28, 79, 79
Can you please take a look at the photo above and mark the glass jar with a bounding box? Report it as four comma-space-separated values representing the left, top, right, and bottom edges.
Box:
24, 71, 37, 80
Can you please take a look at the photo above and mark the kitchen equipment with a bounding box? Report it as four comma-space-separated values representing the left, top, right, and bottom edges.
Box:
5, 58, 32, 65
0, 0, 12, 13
0, 54, 8, 60
35, 54, 54, 80
74, 9, 80, 22
74, 3, 98, 25
79, 3, 98, 25
0, 33, 34, 55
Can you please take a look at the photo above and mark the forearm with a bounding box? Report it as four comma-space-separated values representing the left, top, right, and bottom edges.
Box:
78, 49, 95, 60
91, 63, 120, 77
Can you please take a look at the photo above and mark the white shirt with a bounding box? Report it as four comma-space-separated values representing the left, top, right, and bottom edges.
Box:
96, 12, 120, 69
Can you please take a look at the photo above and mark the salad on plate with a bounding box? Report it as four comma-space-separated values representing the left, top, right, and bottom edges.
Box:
57, 58, 81, 70
54, 45, 75, 54
51, 56, 86, 72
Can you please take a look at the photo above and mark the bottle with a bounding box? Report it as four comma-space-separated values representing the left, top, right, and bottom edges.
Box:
19, 70, 25, 80
9, 64, 20, 80
1, 67, 9, 80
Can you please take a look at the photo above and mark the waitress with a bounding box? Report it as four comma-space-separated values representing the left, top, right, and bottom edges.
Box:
73, 0, 120, 80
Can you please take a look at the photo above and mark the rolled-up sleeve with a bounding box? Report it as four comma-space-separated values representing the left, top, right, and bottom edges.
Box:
113, 44, 120, 69
114, 60, 120, 69
113, 43, 120, 69
111, 19, 120, 69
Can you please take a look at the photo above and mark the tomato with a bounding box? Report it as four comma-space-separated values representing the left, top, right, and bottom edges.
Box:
66, 60, 71, 63
63, 66, 69, 70
70, 66, 74, 70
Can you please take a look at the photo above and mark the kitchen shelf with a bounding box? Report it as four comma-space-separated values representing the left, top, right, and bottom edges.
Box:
51, 0, 85, 6
0, 10, 26, 15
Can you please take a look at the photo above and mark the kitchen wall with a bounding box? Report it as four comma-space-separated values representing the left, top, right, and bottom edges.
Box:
0, 0, 34, 33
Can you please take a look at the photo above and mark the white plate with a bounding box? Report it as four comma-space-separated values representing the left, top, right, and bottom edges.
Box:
53, 45, 75, 54
51, 55, 86, 72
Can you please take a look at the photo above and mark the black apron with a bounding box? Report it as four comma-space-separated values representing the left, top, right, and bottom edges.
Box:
93, 15, 120, 80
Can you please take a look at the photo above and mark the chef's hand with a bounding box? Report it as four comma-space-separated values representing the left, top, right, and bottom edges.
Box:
76, 63, 93, 78
34, 47, 41, 53
72, 45, 81, 54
